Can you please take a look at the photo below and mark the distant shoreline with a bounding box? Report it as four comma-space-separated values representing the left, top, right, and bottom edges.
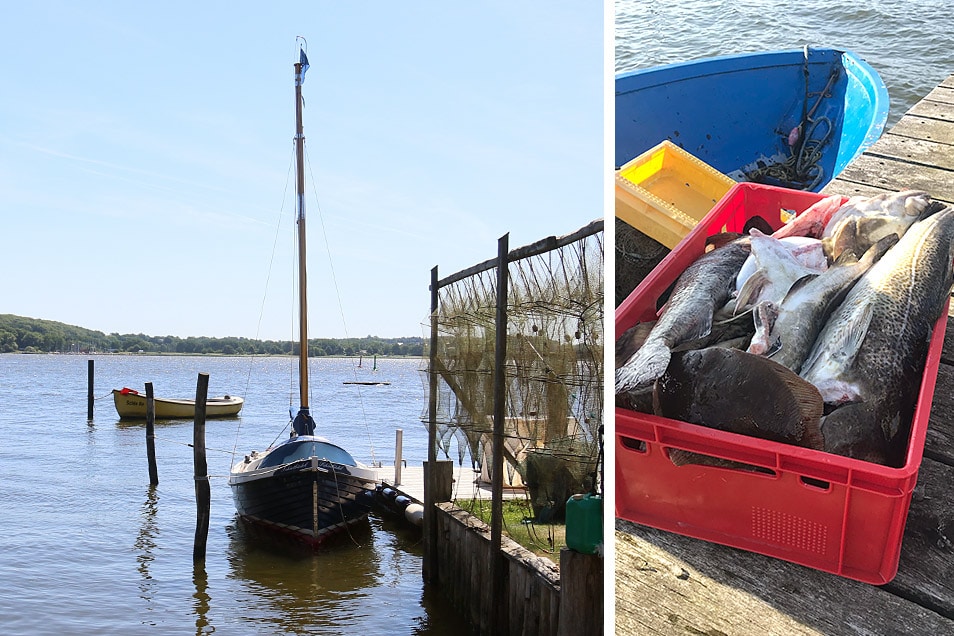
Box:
2, 351, 425, 360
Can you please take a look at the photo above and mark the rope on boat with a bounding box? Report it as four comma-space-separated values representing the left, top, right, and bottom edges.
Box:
744, 46, 838, 191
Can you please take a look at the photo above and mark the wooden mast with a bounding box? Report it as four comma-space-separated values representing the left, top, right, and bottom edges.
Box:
294, 55, 309, 412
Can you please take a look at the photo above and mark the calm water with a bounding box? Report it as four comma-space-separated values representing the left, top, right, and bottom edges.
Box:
0, 354, 470, 634
616, 0, 954, 129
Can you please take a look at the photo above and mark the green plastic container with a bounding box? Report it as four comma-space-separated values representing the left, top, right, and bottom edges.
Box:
565, 493, 602, 555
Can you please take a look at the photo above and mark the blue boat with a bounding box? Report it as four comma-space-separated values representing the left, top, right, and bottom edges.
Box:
616, 47, 889, 192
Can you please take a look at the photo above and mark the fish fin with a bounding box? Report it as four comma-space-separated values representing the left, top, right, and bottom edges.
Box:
782, 273, 819, 299
774, 363, 825, 449
615, 321, 656, 369
743, 215, 774, 236
615, 339, 671, 394
842, 302, 874, 362
831, 248, 860, 266
918, 199, 947, 221
862, 233, 899, 264
807, 298, 875, 377
735, 270, 768, 311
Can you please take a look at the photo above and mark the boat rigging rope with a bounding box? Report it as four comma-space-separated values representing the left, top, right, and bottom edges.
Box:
304, 144, 378, 467
230, 147, 297, 466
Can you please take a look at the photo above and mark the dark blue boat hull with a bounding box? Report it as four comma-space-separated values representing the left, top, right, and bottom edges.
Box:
231, 463, 374, 546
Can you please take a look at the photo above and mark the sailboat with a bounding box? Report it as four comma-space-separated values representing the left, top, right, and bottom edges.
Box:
229, 47, 378, 546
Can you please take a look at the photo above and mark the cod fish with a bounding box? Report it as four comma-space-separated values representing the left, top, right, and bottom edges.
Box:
748, 235, 898, 373
615, 237, 751, 395
654, 347, 825, 451
822, 190, 943, 261
800, 206, 954, 465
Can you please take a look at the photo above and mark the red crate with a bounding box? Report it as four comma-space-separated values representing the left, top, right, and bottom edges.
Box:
615, 182, 946, 584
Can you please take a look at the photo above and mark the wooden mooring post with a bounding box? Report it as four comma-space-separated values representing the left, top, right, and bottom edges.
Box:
145, 382, 159, 485
193, 372, 210, 562
87, 359, 94, 422
394, 428, 404, 486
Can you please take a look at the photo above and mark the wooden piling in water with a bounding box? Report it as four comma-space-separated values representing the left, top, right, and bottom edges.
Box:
145, 382, 159, 485
394, 428, 404, 486
193, 372, 210, 562
87, 359, 94, 421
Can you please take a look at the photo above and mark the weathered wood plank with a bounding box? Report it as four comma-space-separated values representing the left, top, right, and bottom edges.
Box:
822, 178, 893, 199
884, 459, 954, 616
940, 75, 954, 90
558, 549, 603, 636
863, 134, 954, 172
913, 85, 954, 107
887, 115, 954, 146
908, 98, 954, 122
926, 362, 954, 463
615, 520, 954, 635
834, 154, 954, 203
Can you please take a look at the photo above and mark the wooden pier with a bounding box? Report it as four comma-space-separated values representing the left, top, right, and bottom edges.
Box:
615, 76, 954, 633
378, 464, 526, 503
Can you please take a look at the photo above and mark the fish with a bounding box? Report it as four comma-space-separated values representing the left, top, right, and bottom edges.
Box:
772, 194, 850, 239
615, 237, 751, 395
800, 205, 954, 465
654, 347, 825, 451
822, 190, 943, 261
748, 235, 898, 372
735, 235, 827, 293
734, 229, 825, 312
820, 402, 891, 464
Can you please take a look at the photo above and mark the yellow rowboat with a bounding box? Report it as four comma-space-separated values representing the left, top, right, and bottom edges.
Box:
112, 388, 244, 420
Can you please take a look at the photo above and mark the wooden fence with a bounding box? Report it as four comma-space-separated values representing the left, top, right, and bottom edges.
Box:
434, 502, 602, 636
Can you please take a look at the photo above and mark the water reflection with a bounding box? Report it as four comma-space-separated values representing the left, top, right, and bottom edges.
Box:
226, 518, 382, 633
134, 486, 159, 606
192, 564, 212, 636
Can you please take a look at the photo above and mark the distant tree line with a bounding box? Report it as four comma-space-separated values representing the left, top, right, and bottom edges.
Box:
0, 314, 424, 357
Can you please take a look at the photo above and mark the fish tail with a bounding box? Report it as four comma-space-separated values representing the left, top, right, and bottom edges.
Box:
615, 339, 671, 394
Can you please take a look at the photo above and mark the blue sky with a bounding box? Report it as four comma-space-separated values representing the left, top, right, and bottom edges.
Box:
0, 2, 604, 341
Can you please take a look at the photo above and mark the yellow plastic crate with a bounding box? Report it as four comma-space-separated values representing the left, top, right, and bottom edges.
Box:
615, 140, 736, 249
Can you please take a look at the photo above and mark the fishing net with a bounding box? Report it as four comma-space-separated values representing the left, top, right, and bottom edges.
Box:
424, 223, 603, 520
615, 218, 667, 307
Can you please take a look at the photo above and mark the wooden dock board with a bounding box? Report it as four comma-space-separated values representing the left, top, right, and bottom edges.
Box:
615, 74, 954, 634
378, 464, 526, 503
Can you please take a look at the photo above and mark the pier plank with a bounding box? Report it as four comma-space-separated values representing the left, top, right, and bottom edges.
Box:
926, 361, 954, 461
616, 521, 954, 635
919, 84, 954, 105
884, 459, 954, 617
862, 134, 954, 172
885, 115, 954, 146
908, 97, 954, 121
834, 154, 954, 202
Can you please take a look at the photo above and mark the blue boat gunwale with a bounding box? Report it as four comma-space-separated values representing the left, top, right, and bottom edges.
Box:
614, 47, 890, 192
